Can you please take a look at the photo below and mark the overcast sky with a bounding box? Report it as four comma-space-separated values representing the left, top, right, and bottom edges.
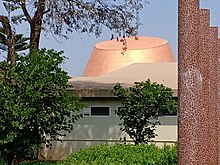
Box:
1, 0, 220, 76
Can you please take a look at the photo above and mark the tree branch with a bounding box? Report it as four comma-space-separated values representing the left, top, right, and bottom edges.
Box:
0, 27, 5, 33
33, 0, 46, 20
43, 9, 50, 15
29, 0, 46, 50
0, 15, 9, 26
20, 0, 32, 23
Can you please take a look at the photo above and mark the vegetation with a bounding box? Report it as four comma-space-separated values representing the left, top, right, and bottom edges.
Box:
0, 1, 30, 65
60, 143, 177, 165
0, 160, 59, 165
0, 1, 152, 164
0, 0, 146, 55
0, 49, 86, 165
21, 161, 59, 165
1, 143, 178, 165
0, 32, 29, 52
113, 80, 177, 144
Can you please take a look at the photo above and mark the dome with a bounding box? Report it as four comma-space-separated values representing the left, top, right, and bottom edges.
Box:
83, 36, 176, 77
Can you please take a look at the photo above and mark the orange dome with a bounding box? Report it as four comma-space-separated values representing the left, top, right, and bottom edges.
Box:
83, 36, 176, 77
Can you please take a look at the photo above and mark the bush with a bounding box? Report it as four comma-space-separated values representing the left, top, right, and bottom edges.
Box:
0, 159, 59, 165
113, 80, 177, 144
0, 49, 86, 165
21, 161, 59, 165
60, 143, 177, 165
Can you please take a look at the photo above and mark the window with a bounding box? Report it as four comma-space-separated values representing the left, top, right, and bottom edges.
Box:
164, 111, 177, 116
91, 107, 109, 116
118, 106, 177, 116
83, 108, 91, 116
83, 106, 110, 117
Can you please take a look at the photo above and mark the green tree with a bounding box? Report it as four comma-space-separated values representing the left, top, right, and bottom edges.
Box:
0, 15, 15, 65
0, 32, 29, 52
0, 49, 86, 165
113, 80, 177, 145
0, 1, 29, 65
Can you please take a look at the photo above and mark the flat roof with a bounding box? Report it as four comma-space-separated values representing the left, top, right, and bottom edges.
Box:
68, 62, 178, 97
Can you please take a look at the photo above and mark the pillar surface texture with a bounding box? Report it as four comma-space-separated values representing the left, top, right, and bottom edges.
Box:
198, 9, 210, 165
208, 27, 219, 165
218, 38, 220, 163
178, 0, 200, 165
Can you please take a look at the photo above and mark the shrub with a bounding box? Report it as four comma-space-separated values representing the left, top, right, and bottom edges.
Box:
21, 161, 59, 165
60, 143, 177, 165
0, 160, 60, 165
113, 80, 177, 144
0, 49, 86, 165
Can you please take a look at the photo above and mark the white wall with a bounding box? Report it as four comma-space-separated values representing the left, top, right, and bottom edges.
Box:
39, 98, 177, 160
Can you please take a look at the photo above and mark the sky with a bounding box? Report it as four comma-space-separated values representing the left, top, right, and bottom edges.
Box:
1, 0, 220, 77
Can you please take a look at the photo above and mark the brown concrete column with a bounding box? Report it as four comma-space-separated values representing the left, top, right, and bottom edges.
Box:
178, 0, 200, 165
208, 27, 219, 165
218, 38, 220, 163
198, 9, 210, 165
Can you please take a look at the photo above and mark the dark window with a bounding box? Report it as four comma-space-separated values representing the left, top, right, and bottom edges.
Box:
83, 113, 90, 116
118, 105, 177, 116
91, 107, 110, 116
165, 111, 177, 116
83, 108, 91, 116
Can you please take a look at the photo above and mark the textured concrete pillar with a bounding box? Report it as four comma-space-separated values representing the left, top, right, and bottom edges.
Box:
178, 0, 200, 165
198, 9, 210, 165
218, 38, 220, 163
208, 27, 219, 165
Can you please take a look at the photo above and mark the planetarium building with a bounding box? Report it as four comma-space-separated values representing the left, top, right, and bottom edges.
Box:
40, 36, 178, 160
83, 36, 176, 77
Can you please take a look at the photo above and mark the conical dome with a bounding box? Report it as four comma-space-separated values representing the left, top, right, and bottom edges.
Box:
83, 36, 176, 77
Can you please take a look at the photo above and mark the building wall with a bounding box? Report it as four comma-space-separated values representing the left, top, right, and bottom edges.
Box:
39, 97, 177, 160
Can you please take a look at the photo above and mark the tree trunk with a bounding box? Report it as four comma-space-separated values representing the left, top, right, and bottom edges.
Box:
7, 33, 15, 65
30, 23, 42, 50
0, 16, 16, 65
29, 0, 46, 51
8, 155, 17, 165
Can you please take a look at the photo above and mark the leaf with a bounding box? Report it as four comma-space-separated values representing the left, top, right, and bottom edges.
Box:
3, 2, 10, 12
113, 80, 177, 144
3, 1, 20, 12
0, 44, 7, 51
0, 49, 86, 161
11, 14, 25, 24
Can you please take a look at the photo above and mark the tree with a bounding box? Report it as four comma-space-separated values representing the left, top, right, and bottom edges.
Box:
0, 0, 29, 65
0, 49, 86, 165
0, 32, 29, 52
113, 80, 177, 145
0, 0, 146, 51
0, 15, 15, 65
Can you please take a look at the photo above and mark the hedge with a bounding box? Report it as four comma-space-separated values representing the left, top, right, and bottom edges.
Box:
60, 143, 177, 165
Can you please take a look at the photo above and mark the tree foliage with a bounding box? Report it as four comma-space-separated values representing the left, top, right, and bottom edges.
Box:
61, 143, 177, 165
0, 0, 146, 51
0, 32, 29, 52
0, 49, 86, 165
113, 80, 177, 145
0, 1, 29, 65
0, 15, 16, 65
